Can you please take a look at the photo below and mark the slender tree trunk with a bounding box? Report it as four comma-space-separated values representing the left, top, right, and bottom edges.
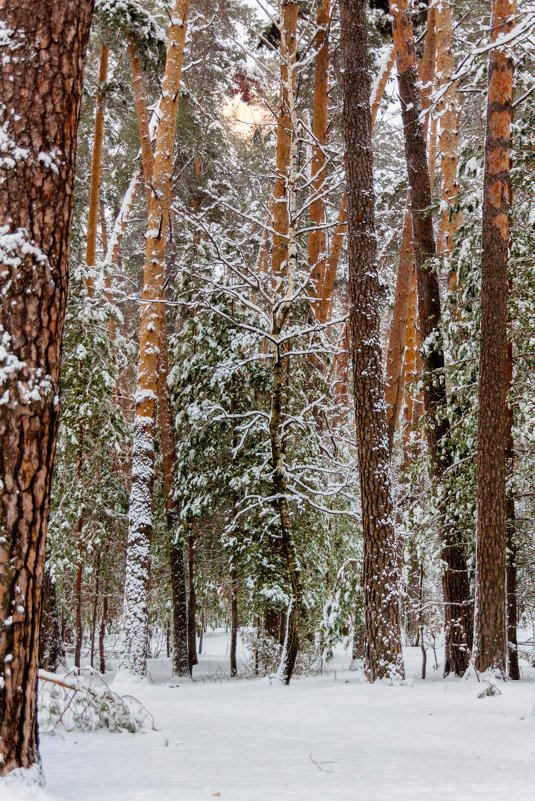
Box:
120, 0, 190, 677
85, 41, 109, 293
99, 595, 108, 674
506, 342, 519, 679
308, 0, 330, 315
384, 9, 436, 449
170, 540, 189, 676
187, 535, 198, 673
230, 565, 238, 678
475, 0, 516, 676
89, 552, 100, 668
384, 205, 414, 449
39, 566, 66, 673
0, 0, 93, 774
271, 345, 303, 685
271, 0, 299, 281
74, 523, 83, 669
436, 0, 462, 262
198, 609, 204, 655
128, 37, 154, 209
389, 0, 473, 676
339, 0, 404, 681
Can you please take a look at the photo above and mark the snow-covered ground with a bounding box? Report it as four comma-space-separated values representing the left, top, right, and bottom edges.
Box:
3, 631, 535, 801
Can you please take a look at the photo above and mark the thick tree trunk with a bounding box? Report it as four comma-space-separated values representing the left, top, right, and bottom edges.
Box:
315, 47, 395, 326
475, 0, 516, 676
389, 0, 473, 676
128, 41, 189, 677
340, 0, 404, 682
120, 0, 190, 677
0, 0, 93, 774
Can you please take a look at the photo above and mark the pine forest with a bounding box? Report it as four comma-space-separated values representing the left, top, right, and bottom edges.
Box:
1, 0, 535, 799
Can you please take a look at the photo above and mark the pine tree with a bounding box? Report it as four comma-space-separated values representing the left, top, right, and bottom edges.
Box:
475, 0, 516, 675
340, 0, 404, 682
0, 0, 93, 774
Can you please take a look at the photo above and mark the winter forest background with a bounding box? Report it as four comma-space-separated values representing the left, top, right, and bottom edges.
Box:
2, 0, 535, 798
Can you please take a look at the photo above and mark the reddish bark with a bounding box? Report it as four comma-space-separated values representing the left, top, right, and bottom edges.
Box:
0, 0, 93, 773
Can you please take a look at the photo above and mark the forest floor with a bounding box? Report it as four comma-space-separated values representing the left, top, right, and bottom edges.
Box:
4, 630, 535, 801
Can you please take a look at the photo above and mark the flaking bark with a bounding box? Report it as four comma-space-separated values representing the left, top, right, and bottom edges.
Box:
0, 0, 93, 773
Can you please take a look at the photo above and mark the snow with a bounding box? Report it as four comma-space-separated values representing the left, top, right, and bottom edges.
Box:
2, 633, 535, 801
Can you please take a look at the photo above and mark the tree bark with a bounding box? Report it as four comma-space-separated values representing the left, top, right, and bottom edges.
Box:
389, 0, 473, 676
384, 8, 435, 449
230, 566, 238, 678
0, 0, 93, 774
271, 0, 299, 280
187, 534, 198, 673
128, 36, 189, 678
99, 595, 108, 674
315, 47, 396, 326
505, 343, 519, 679
271, 345, 303, 685
308, 0, 330, 316
120, 0, 190, 677
475, 0, 516, 676
436, 0, 462, 262
340, 0, 404, 682
85, 41, 109, 293
39, 566, 65, 673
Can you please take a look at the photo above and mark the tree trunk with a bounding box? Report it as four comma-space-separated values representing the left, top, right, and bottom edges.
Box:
475, 0, 516, 676
436, 0, 462, 263
339, 0, 404, 681
271, 345, 303, 685
170, 540, 189, 676
128, 42, 190, 674
0, 0, 93, 774
308, 0, 330, 315
384, 205, 414, 450
314, 47, 396, 326
39, 566, 66, 673
120, 0, 190, 677
384, 9, 436, 449
389, 0, 473, 676
74, 544, 83, 669
230, 567, 238, 677
187, 535, 198, 673
271, 0, 299, 280
85, 41, 109, 293
89, 552, 100, 668
505, 338, 519, 680
99, 595, 108, 674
